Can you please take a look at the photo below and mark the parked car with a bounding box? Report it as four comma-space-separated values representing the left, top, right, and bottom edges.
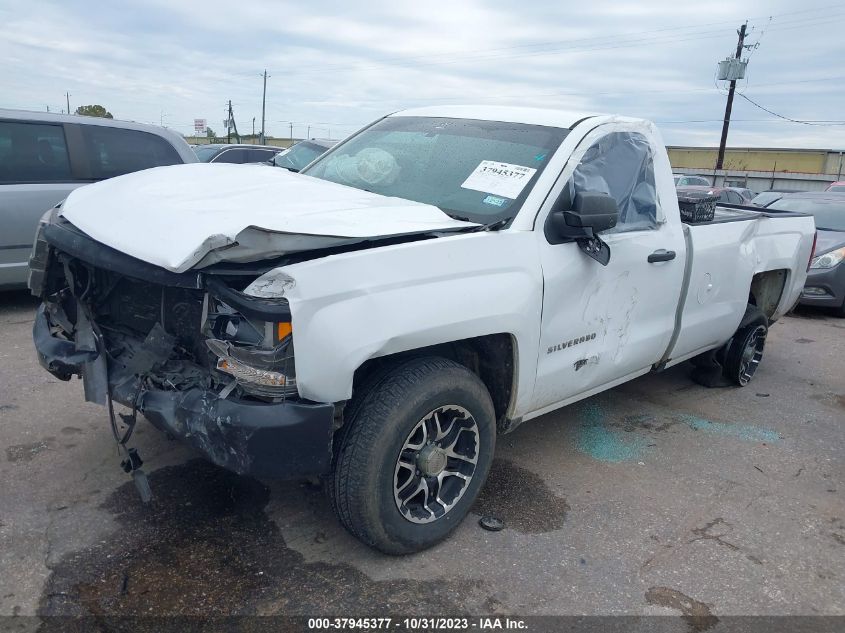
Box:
725, 186, 755, 202
0, 108, 197, 289
30, 106, 816, 553
767, 192, 845, 316
750, 188, 806, 207
673, 174, 711, 187
676, 185, 748, 204
825, 181, 845, 192
269, 139, 337, 172
193, 143, 281, 164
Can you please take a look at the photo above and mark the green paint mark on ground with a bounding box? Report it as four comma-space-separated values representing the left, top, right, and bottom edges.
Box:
677, 414, 781, 443
576, 402, 648, 463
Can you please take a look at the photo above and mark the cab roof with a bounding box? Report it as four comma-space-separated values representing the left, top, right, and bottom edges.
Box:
390, 105, 607, 130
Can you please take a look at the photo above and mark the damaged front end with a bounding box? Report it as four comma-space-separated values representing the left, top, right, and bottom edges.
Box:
30, 216, 336, 479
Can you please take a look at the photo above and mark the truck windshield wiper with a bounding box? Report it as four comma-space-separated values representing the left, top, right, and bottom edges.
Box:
445, 213, 509, 232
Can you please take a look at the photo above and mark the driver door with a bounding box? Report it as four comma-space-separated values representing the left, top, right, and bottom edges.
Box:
530, 126, 686, 412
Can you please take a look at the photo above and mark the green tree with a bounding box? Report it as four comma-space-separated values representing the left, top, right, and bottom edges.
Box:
75, 104, 114, 119
205, 127, 217, 139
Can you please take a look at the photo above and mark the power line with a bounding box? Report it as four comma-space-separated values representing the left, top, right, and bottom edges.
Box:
736, 93, 845, 126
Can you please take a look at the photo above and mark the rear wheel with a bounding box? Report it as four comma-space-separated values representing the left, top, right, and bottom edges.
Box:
328, 357, 496, 554
722, 306, 768, 386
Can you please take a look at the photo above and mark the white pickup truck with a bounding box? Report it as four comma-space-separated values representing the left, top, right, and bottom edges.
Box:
30, 105, 816, 553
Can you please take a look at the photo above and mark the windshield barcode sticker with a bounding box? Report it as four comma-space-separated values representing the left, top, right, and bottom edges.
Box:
461, 160, 537, 199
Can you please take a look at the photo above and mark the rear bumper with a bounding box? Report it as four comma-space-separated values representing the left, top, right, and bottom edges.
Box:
799, 264, 845, 309
33, 304, 336, 479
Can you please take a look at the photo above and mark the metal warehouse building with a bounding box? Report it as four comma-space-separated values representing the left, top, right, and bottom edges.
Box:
668, 146, 844, 191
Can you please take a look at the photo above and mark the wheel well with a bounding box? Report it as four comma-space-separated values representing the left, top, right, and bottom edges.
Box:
351, 334, 517, 429
749, 269, 788, 321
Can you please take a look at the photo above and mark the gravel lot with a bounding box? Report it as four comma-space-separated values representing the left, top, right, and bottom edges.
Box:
1, 289, 843, 625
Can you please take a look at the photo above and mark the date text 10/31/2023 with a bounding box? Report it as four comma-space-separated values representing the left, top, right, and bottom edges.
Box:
307, 617, 528, 630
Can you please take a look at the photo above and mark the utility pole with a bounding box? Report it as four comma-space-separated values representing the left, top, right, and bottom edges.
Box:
66, 92, 71, 115
260, 69, 268, 144
252, 117, 256, 143
289, 122, 293, 140
307, 125, 310, 140
715, 22, 748, 172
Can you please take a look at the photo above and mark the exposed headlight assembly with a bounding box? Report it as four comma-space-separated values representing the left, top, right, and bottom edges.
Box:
810, 247, 845, 270
206, 337, 297, 398
202, 288, 297, 398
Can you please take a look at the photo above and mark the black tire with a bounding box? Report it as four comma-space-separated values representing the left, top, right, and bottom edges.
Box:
722, 306, 768, 386
328, 356, 496, 554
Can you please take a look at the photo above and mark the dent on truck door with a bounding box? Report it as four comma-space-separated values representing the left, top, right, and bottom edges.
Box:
531, 129, 686, 411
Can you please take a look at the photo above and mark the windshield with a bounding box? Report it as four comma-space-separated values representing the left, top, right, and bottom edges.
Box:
194, 146, 220, 162
272, 142, 328, 172
767, 197, 845, 231
303, 116, 568, 223
828, 184, 845, 192
751, 191, 782, 207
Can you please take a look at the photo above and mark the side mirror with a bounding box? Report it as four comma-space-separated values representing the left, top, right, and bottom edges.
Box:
549, 192, 618, 239
545, 191, 618, 266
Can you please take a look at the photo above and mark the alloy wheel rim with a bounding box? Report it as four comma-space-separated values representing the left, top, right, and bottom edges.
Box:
738, 325, 766, 385
393, 405, 480, 524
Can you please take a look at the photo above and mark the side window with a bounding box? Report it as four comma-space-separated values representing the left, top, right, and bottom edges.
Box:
0, 121, 72, 184
568, 131, 659, 233
81, 126, 182, 179
248, 149, 276, 162
212, 148, 246, 164
728, 191, 743, 204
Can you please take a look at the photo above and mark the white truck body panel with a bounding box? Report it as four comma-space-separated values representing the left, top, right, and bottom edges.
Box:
54, 105, 815, 425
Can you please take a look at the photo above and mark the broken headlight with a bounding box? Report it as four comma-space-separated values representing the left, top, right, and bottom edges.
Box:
203, 295, 297, 398
206, 338, 297, 398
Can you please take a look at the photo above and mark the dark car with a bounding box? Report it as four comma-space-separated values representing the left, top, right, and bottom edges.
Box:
193, 144, 281, 164
767, 192, 845, 316
750, 188, 806, 208
676, 185, 749, 205
269, 139, 337, 172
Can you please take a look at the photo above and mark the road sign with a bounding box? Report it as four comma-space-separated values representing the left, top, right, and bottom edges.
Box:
194, 118, 207, 134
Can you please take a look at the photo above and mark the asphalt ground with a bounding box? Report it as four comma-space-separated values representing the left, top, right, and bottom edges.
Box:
0, 289, 843, 629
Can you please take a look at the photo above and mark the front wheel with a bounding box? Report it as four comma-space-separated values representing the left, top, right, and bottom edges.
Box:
328, 357, 496, 554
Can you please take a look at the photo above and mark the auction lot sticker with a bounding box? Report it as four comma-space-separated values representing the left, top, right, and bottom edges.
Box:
461, 160, 537, 199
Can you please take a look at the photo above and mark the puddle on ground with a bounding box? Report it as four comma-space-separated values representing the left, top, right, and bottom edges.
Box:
645, 586, 718, 632
472, 459, 568, 533
39, 460, 481, 628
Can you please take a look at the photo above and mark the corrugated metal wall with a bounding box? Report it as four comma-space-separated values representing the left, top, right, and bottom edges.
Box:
667, 147, 842, 175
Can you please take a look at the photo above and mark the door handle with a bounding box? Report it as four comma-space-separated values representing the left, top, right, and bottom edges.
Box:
648, 249, 676, 263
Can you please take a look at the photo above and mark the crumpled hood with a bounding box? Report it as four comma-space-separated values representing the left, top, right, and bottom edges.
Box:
59, 163, 477, 273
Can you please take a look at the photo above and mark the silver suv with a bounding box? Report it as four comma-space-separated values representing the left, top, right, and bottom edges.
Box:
0, 109, 196, 289
673, 174, 711, 187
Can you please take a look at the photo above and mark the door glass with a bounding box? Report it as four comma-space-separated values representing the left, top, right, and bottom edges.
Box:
568, 131, 659, 233
213, 148, 246, 164
248, 149, 275, 162
81, 126, 181, 179
0, 121, 72, 184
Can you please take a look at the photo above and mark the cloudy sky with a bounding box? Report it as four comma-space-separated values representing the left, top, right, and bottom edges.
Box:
2, 0, 844, 148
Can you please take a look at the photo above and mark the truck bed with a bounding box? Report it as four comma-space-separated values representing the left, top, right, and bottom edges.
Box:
683, 203, 811, 226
